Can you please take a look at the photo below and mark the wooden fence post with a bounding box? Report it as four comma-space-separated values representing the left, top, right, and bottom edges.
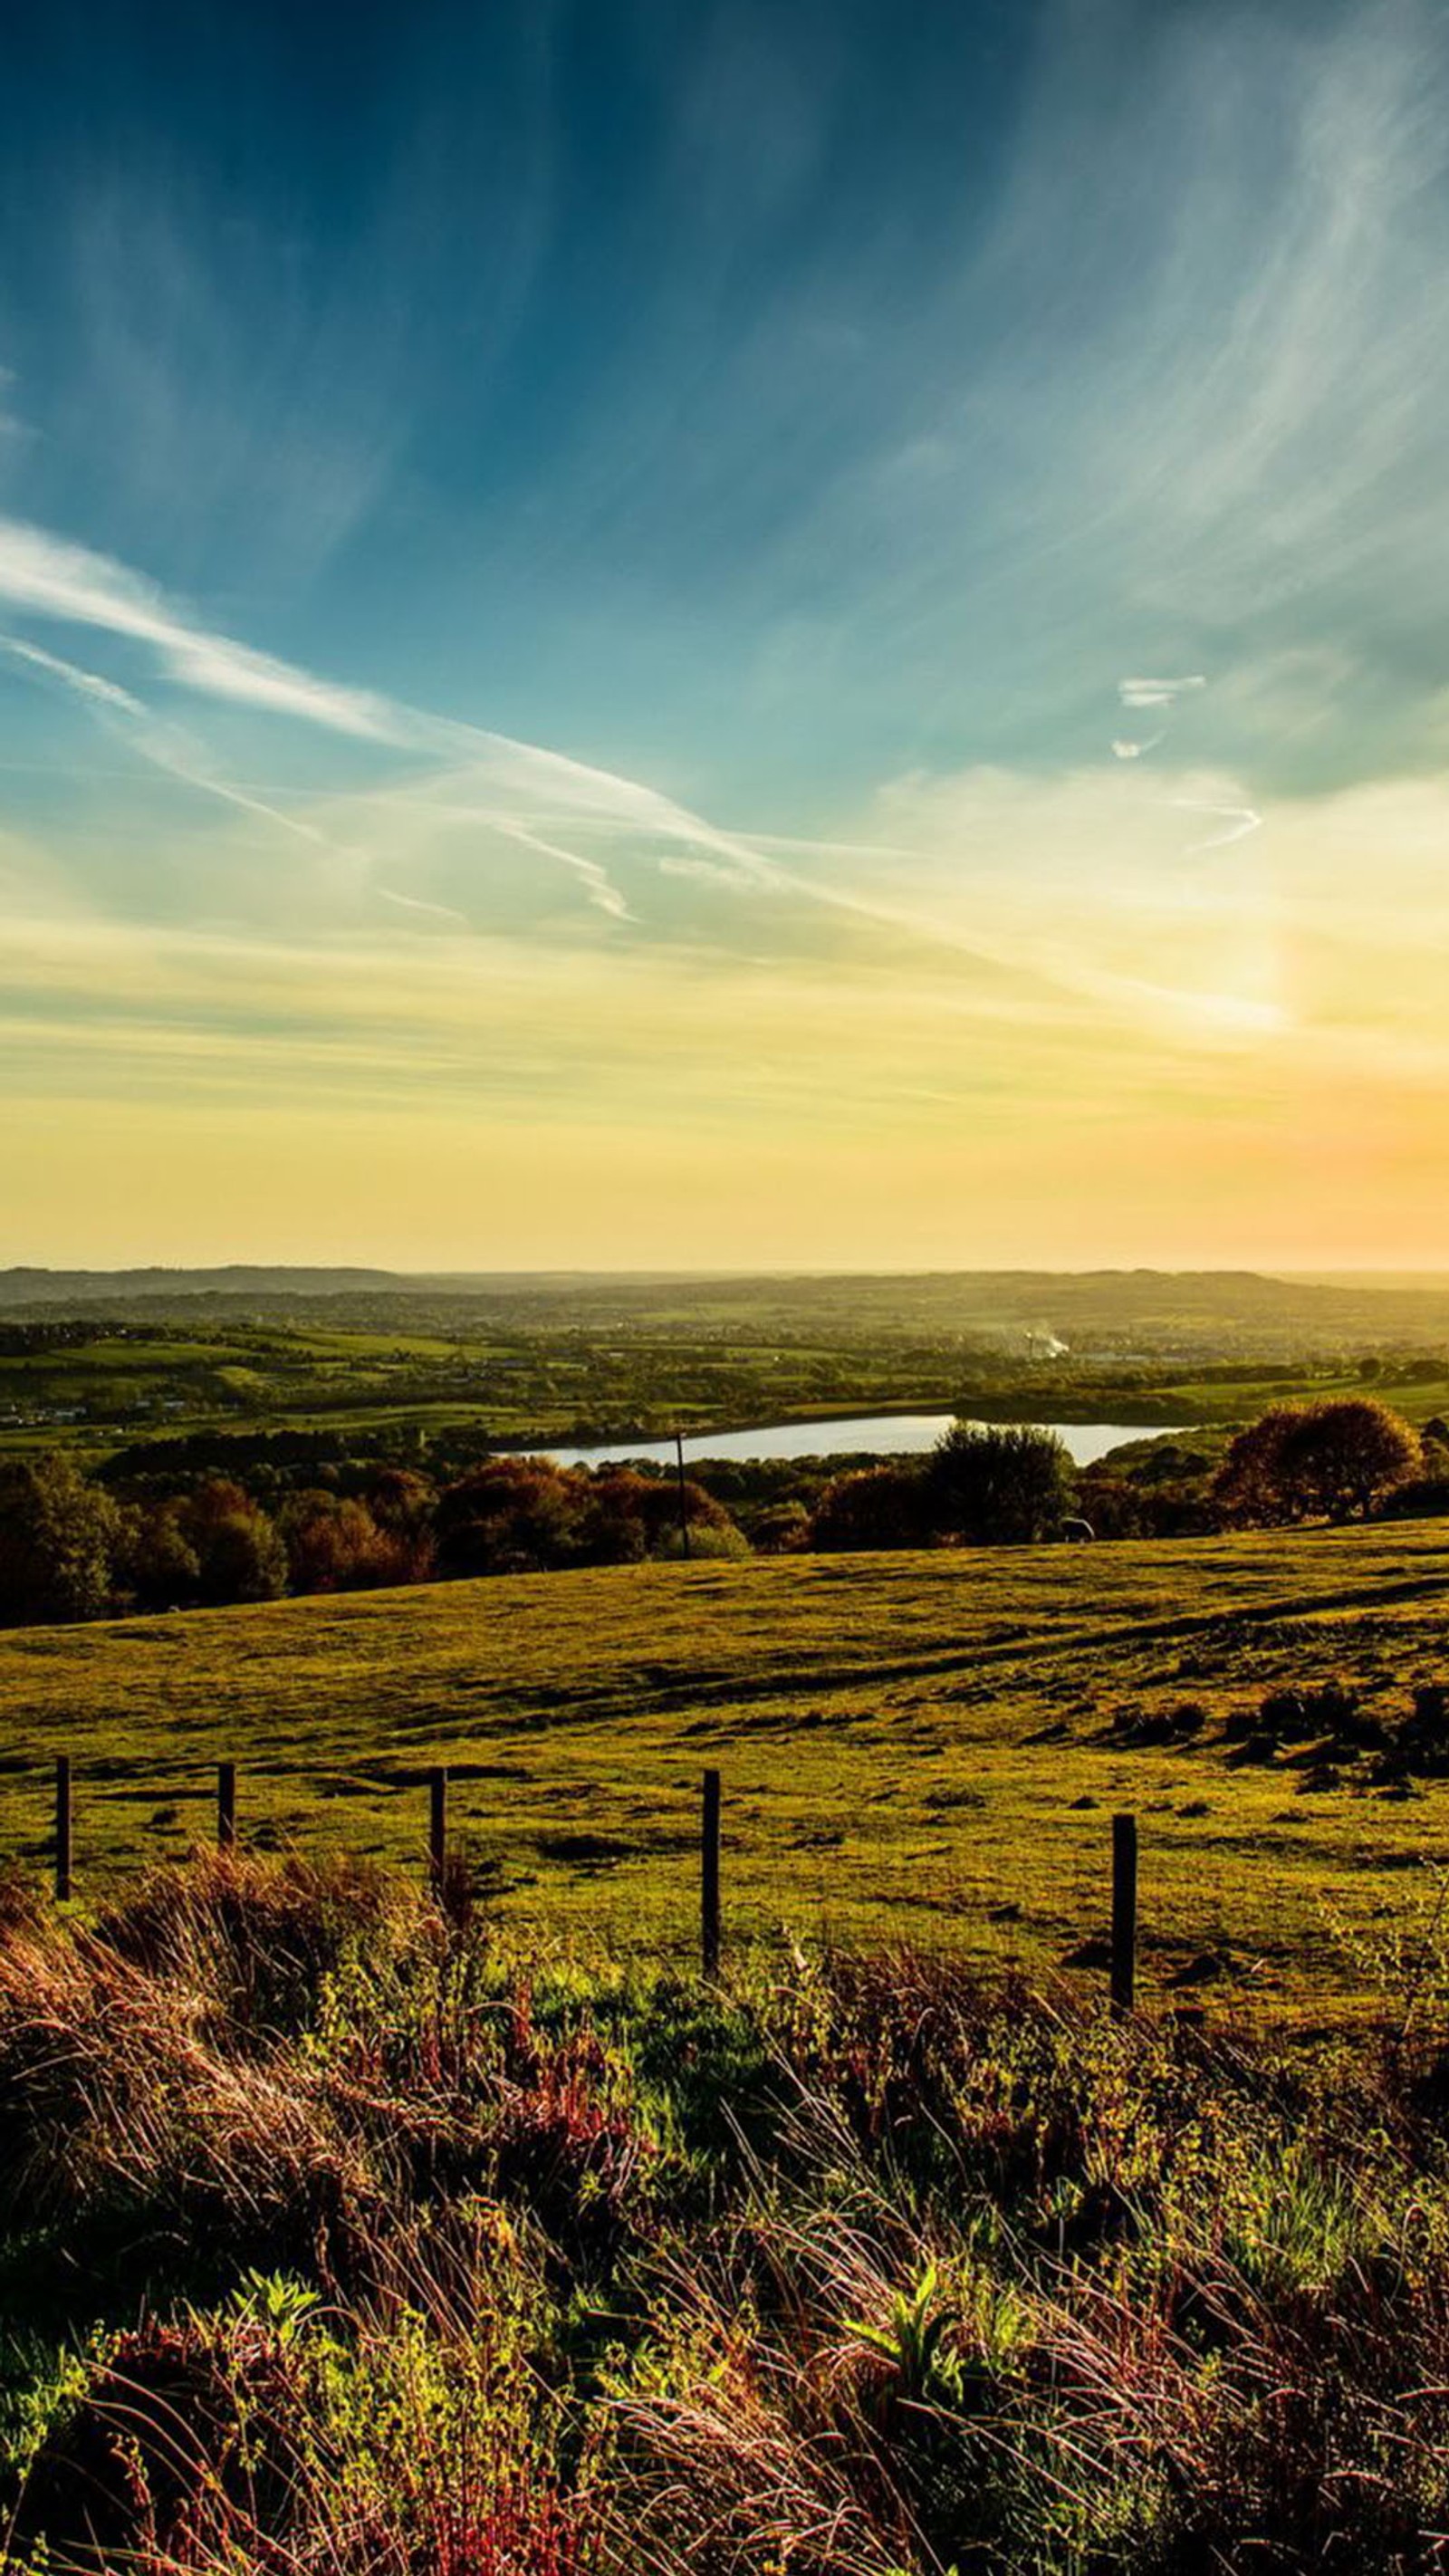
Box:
428, 1765, 448, 1896
701, 1767, 721, 1977
216, 1762, 236, 1850
54, 1755, 72, 1903
1110, 1812, 1137, 2018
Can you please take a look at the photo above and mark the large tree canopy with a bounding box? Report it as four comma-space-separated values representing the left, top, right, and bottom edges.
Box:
1214, 1399, 1419, 1525
928, 1424, 1071, 1545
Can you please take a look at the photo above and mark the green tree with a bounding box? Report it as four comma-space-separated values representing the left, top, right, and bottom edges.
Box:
927, 1423, 1070, 1544
116, 1497, 203, 1610
0, 1454, 121, 1623
750, 1500, 811, 1554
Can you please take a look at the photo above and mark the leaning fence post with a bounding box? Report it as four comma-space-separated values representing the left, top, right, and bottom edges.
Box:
216, 1761, 236, 1850
701, 1767, 722, 1977
428, 1765, 449, 1896
1110, 1812, 1137, 2018
54, 1755, 72, 1903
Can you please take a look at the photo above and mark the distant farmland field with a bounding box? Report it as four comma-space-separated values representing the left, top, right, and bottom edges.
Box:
4, 1523, 1449, 2016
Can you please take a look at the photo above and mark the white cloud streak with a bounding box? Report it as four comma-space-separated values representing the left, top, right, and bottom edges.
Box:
0, 635, 146, 715
0, 514, 744, 924
0, 519, 398, 738
1170, 796, 1263, 851
0, 623, 337, 851
1118, 677, 1206, 710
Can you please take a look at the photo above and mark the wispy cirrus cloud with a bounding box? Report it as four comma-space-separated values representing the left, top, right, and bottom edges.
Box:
0, 509, 1292, 1036
0, 514, 660, 918
0, 634, 145, 715
1118, 678, 1206, 712
0, 513, 820, 928
0, 518, 398, 739
0, 625, 338, 851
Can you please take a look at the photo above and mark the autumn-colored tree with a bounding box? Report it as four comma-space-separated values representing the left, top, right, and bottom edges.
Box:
434, 1458, 584, 1575
1071, 1468, 1150, 1541
810, 1463, 930, 1552
368, 1467, 437, 1537
281, 1492, 414, 1592
1210, 1409, 1306, 1525
177, 1478, 287, 1604
572, 1470, 653, 1565
1279, 1399, 1420, 1521
1214, 1399, 1419, 1525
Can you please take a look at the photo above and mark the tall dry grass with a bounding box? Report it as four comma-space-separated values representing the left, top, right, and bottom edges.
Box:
5, 1853, 1449, 2571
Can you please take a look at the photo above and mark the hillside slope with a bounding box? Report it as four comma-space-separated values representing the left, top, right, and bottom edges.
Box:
3, 1524, 1449, 2009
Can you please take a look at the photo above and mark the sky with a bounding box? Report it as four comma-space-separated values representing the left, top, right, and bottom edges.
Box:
2, 0, 1449, 1270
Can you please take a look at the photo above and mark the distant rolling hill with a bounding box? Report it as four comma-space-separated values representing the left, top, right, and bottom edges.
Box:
0, 1266, 408, 1303
4, 1264, 1449, 1355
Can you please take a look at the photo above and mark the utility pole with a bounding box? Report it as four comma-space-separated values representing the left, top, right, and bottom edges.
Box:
675, 1428, 692, 1560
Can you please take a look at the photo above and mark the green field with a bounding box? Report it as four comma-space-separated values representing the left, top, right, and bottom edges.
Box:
5, 1521, 1449, 2016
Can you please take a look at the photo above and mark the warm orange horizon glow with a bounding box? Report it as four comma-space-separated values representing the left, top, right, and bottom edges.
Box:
4, 767, 1448, 1273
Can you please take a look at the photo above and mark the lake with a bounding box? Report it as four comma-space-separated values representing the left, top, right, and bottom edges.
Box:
541, 1415, 1180, 1471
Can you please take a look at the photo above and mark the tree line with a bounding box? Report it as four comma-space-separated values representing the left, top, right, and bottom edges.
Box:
0, 1396, 1440, 1627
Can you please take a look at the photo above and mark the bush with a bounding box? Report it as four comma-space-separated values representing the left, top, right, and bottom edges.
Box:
651, 1520, 751, 1562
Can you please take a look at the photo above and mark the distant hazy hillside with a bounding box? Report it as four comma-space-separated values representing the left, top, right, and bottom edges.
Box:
4, 1264, 1449, 1352
0, 1266, 409, 1304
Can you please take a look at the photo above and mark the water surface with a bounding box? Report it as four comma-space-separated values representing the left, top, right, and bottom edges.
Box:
542, 1414, 1180, 1471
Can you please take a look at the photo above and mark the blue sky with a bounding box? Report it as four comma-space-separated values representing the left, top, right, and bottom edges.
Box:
2, 0, 1448, 1266
0, 0, 1041, 807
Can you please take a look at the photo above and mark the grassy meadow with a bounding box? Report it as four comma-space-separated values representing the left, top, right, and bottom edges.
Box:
5, 1521, 1449, 2017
